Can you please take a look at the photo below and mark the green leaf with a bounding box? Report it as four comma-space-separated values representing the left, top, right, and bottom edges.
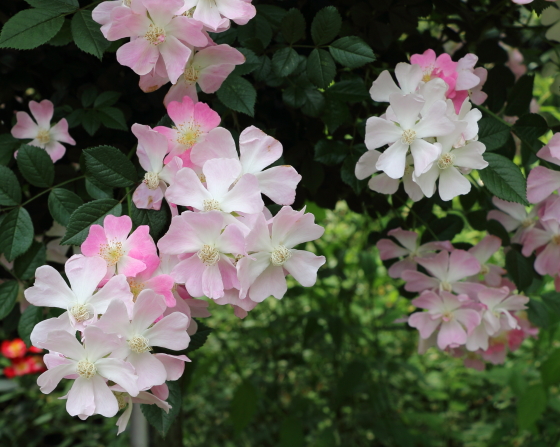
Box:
279, 417, 305, 447
25, 0, 78, 13
231, 48, 259, 76
281, 9, 305, 44
540, 349, 560, 388
505, 74, 535, 117
479, 153, 529, 205
71, 10, 110, 59
84, 145, 138, 187
505, 246, 534, 292
17, 144, 55, 188
311, 6, 341, 46
256, 4, 286, 28
93, 91, 120, 108
230, 380, 258, 433
217, 75, 257, 117
0, 281, 20, 320
238, 15, 272, 50
314, 140, 347, 165
307, 49, 336, 89
48, 18, 73, 46
82, 109, 101, 135
421, 215, 464, 243
322, 99, 351, 134
13, 241, 46, 280
0, 208, 34, 261
253, 55, 271, 82
517, 383, 547, 432
341, 149, 367, 194
48, 188, 84, 226
0, 9, 64, 50
0, 166, 22, 206
85, 177, 113, 199
527, 298, 550, 329
81, 86, 98, 108
96, 107, 127, 130
301, 89, 325, 118
61, 199, 122, 245
478, 116, 511, 152
325, 78, 369, 103
186, 322, 212, 353
0, 134, 20, 165
512, 113, 549, 147
131, 202, 171, 241
272, 47, 299, 77
18, 305, 42, 347
141, 380, 182, 437
329, 36, 375, 68
283, 85, 307, 108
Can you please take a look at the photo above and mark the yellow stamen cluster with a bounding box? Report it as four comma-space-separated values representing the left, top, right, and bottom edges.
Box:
128, 279, 145, 299
183, 66, 199, 83
76, 359, 96, 379
437, 153, 454, 170
203, 198, 221, 211
271, 245, 292, 266
99, 241, 124, 267
143, 172, 160, 190
70, 303, 90, 322
401, 129, 416, 145
127, 335, 151, 354
145, 24, 166, 45
176, 123, 202, 147
36, 128, 51, 145
197, 244, 220, 266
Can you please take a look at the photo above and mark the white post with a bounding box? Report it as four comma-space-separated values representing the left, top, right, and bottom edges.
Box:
130, 403, 149, 447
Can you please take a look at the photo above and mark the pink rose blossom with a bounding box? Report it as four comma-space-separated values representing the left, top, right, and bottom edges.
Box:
11, 99, 75, 162
183, 0, 256, 32
527, 134, 560, 203
467, 235, 505, 287
127, 254, 175, 306
522, 202, 560, 276
487, 196, 538, 244
81, 215, 157, 278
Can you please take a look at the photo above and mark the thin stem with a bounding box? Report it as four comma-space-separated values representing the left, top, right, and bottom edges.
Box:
18, 175, 85, 208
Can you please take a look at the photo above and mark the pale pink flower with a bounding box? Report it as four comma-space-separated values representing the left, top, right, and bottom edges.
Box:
92, 0, 131, 38
369, 63, 423, 102
402, 250, 485, 298
527, 134, 560, 203
127, 254, 175, 306
366, 93, 454, 179
237, 207, 325, 302
190, 126, 302, 205
37, 327, 139, 418
157, 211, 245, 299
408, 290, 481, 350
376, 228, 453, 279
11, 99, 75, 162
95, 290, 189, 390
469, 67, 488, 105
467, 235, 505, 287
487, 196, 538, 244
132, 123, 183, 211
413, 122, 488, 201
45, 221, 71, 264
81, 215, 157, 278
26, 255, 133, 343
165, 157, 264, 219
214, 287, 257, 319
154, 96, 220, 165
183, 0, 256, 32
522, 203, 560, 276
111, 0, 208, 83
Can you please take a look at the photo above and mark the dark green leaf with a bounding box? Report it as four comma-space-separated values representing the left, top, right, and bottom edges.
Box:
0, 9, 64, 50
311, 6, 342, 45
17, 144, 55, 187
217, 75, 257, 117
517, 384, 547, 432
540, 349, 560, 388
141, 381, 182, 437
237, 16, 272, 49
48, 188, 84, 226
13, 241, 46, 280
131, 202, 171, 241
512, 113, 549, 148
82, 109, 101, 135
25, 0, 78, 13
505, 74, 535, 117
301, 89, 325, 118
322, 99, 351, 134
61, 199, 122, 245
329, 36, 375, 68
307, 49, 336, 89
421, 215, 464, 243
230, 380, 258, 433
48, 18, 73, 46
0, 281, 19, 320
71, 10, 110, 59
0, 134, 20, 165
283, 85, 307, 108
186, 322, 212, 353
341, 150, 367, 194
505, 246, 534, 292
0, 208, 34, 261
85, 177, 113, 199
0, 166, 22, 206
253, 55, 271, 82
84, 145, 137, 187
314, 140, 347, 165
272, 47, 299, 77
93, 91, 121, 108
479, 153, 528, 205
279, 417, 305, 447
528, 298, 550, 328
281, 8, 305, 44
478, 116, 511, 152
96, 107, 127, 130
231, 48, 259, 76
486, 219, 511, 246
326, 78, 369, 103
81, 86, 98, 108
18, 305, 42, 347
256, 5, 286, 28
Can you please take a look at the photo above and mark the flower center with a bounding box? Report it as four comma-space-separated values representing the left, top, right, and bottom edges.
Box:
127, 279, 145, 300
197, 244, 220, 266
553, 234, 560, 245
145, 24, 166, 45
183, 66, 199, 83
176, 124, 202, 148
99, 241, 124, 267
70, 303, 91, 322
422, 73, 432, 83
115, 392, 128, 410
440, 281, 453, 292
271, 245, 292, 266
441, 311, 454, 322
36, 129, 50, 145
203, 198, 221, 211
437, 153, 454, 170
127, 335, 151, 354
122, 0, 131, 6
401, 129, 416, 145
143, 172, 160, 190
199, 173, 207, 183
76, 359, 96, 379
480, 264, 490, 275
521, 218, 533, 229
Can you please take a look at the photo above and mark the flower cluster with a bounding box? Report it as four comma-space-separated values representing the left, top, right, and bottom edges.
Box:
1, 338, 45, 378
92, 0, 249, 102
377, 229, 536, 369
356, 50, 489, 202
